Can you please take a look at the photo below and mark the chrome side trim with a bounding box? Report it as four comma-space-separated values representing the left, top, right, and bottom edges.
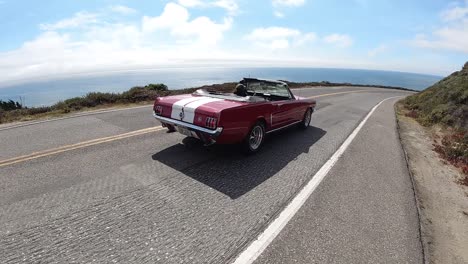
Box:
153, 113, 223, 136
266, 121, 301, 134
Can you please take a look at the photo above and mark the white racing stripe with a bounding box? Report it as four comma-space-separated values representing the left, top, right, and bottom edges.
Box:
170, 97, 204, 120
232, 96, 403, 264
170, 96, 223, 123
182, 98, 223, 123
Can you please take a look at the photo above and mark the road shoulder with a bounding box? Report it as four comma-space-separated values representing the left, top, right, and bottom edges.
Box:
396, 109, 468, 264
255, 98, 423, 264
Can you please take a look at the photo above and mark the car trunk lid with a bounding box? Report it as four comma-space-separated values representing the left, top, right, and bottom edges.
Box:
155, 95, 247, 127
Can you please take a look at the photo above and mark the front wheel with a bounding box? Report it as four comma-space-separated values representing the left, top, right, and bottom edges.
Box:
242, 121, 265, 154
299, 108, 312, 129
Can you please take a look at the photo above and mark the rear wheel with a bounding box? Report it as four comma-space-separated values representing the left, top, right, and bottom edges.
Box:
166, 124, 176, 133
299, 108, 312, 129
243, 121, 265, 154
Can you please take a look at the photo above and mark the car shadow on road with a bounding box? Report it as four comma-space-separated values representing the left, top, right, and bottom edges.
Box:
152, 126, 326, 199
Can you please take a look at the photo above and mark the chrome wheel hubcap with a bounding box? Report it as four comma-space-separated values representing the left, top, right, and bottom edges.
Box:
249, 126, 264, 150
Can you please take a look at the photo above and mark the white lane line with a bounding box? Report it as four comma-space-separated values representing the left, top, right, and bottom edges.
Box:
0, 104, 153, 131
232, 96, 403, 264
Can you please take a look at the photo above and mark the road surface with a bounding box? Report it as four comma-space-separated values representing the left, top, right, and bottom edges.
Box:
0, 86, 422, 263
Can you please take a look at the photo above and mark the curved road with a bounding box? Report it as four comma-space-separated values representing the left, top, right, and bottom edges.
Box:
0, 87, 422, 263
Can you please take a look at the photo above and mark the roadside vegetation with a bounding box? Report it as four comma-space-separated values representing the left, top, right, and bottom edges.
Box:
0, 99, 23, 111
400, 62, 468, 179
0, 84, 173, 124
0, 80, 413, 125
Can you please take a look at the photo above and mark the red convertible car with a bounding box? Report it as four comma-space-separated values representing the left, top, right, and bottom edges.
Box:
153, 78, 316, 153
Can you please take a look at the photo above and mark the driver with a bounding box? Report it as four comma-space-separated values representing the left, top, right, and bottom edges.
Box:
234, 84, 248, 97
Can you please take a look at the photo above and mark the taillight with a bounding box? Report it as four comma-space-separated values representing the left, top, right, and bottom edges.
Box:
206, 117, 217, 129
154, 105, 163, 115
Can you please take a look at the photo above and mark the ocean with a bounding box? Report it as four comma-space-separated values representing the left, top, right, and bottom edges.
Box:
0, 67, 442, 107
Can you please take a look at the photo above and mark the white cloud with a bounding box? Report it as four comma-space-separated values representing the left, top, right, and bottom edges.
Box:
272, 0, 305, 7
245, 27, 316, 50
213, 0, 239, 15
0, 2, 237, 84
177, 0, 205, 7
246, 27, 301, 40
142, 3, 232, 45
142, 3, 190, 32
412, 25, 468, 53
273, 11, 285, 18
109, 5, 137, 15
368, 44, 388, 57
323, 34, 353, 47
272, 0, 305, 17
440, 6, 468, 21
295, 32, 317, 46
4, 1, 457, 85
39, 12, 99, 31
411, 2, 468, 53
177, 0, 239, 15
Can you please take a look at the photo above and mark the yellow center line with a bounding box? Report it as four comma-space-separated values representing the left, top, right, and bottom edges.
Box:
0, 126, 165, 167
0, 89, 370, 168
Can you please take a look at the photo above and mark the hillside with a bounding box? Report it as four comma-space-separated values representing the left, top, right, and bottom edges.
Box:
403, 62, 468, 129
402, 62, 468, 176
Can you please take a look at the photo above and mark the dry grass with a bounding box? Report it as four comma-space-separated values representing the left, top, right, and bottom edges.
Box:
397, 102, 468, 182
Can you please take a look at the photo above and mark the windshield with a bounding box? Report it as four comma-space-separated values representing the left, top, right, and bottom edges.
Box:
245, 81, 292, 99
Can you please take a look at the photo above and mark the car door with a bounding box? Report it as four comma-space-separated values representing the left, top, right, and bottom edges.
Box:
267, 82, 298, 129
271, 99, 297, 128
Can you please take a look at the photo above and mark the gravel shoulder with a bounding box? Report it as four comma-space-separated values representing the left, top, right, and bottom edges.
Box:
396, 108, 468, 264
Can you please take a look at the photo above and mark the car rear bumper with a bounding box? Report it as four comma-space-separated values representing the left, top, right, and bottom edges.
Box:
153, 113, 223, 144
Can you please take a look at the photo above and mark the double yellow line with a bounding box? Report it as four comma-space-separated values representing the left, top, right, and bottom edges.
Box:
0, 126, 165, 168
0, 89, 368, 168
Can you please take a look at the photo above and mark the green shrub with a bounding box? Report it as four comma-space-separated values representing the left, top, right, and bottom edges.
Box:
26, 106, 53, 115
121, 87, 158, 103
144, 83, 168, 91
84, 92, 118, 105
0, 99, 22, 111
403, 62, 468, 130
61, 97, 89, 110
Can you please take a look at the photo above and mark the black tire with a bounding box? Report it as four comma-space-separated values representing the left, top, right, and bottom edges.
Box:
182, 137, 201, 148
166, 124, 176, 133
242, 121, 266, 154
299, 108, 312, 129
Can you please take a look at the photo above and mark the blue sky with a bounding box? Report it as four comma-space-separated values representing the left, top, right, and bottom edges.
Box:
0, 0, 467, 85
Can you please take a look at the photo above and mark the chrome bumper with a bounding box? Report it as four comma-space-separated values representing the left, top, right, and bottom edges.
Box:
153, 113, 223, 137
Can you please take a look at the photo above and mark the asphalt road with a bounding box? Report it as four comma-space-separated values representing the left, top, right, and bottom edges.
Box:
0, 86, 421, 263
255, 98, 422, 264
